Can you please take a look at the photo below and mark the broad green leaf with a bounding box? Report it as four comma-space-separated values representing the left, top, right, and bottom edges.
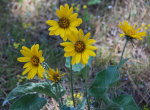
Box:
61, 105, 76, 110
88, 0, 101, 5
9, 94, 47, 110
112, 95, 140, 110
88, 66, 120, 97
118, 58, 129, 68
65, 56, 93, 73
77, 98, 86, 110
3, 82, 65, 106
104, 95, 140, 110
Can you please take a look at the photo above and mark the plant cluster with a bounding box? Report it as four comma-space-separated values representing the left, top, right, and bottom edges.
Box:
2, 4, 147, 110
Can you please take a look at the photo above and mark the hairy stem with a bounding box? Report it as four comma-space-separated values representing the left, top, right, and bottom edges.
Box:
70, 58, 76, 108
85, 66, 90, 110
118, 37, 128, 68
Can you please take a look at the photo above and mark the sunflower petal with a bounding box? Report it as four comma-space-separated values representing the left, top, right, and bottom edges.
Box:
75, 53, 81, 64
23, 62, 32, 69
17, 57, 30, 62
28, 67, 37, 79
22, 67, 31, 75
86, 45, 98, 50
46, 20, 58, 26
86, 39, 96, 45
84, 32, 91, 42
79, 29, 84, 40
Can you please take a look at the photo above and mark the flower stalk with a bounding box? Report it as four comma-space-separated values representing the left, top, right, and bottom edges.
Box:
55, 83, 62, 108
70, 57, 76, 108
85, 66, 90, 110
118, 36, 128, 68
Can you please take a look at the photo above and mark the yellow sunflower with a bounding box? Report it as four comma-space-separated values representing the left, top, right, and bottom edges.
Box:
46, 4, 82, 41
47, 68, 65, 83
118, 21, 147, 40
17, 44, 45, 79
60, 29, 97, 65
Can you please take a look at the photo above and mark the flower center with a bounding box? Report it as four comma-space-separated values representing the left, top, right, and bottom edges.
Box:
53, 74, 60, 82
31, 56, 39, 66
75, 41, 85, 53
58, 17, 70, 28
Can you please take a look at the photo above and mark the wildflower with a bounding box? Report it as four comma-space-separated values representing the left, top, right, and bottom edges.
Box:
13, 42, 20, 49
18, 79, 22, 83
46, 4, 82, 41
7, 4, 10, 7
47, 68, 65, 83
33, 26, 36, 30
108, 5, 112, 9
11, 38, 14, 42
73, 93, 76, 98
142, 23, 145, 27
124, 78, 128, 81
75, 6, 79, 11
28, 23, 32, 27
71, 3, 75, 7
8, 33, 10, 36
17, 44, 45, 79
22, 23, 27, 29
71, 101, 74, 106
21, 38, 25, 42
97, 15, 100, 19
118, 21, 147, 40
148, 24, 150, 27
145, 27, 148, 30
83, 5, 87, 9
16, 74, 20, 78
77, 92, 82, 100
60, 29, 97, 65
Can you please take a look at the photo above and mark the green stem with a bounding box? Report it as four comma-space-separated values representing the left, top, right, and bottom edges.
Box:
55, 84, 62, 109
85, 66, 90, 110
58, 83, 63, 105
70, 57, 76, 108
118, 37, 128, 68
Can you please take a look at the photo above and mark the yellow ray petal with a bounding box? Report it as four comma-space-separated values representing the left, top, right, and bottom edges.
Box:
28, 67, 37, 79
75, 53, 81, 64
87, 50, 96, 57
17, 57, 30, 62
40, 57, 44, 63
120, 33, 125, 37
83, 32, 91, 43
60, 42, 74, 47
22, 67, 31, 75
20, 50, 32, 57
37, 64, 44, 79
79, 29, 83, 40
23, 62, 32, 69
86, 39, 96, 45
46, 20, 58, 26
64, 46, 74, 52
71, 56, 76, 65
86, 45, 98, 50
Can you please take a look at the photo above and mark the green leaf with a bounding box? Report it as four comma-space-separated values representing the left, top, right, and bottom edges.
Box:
9, 94, 47, 110
3, 82, 65, 106
118, 58, 129, 68
104, 95, 140, 110
65, 56, 93, 73
61, 105, 76, 110
112, 95, 140, 110
77, 98, 86, 110
88, 66, 120, 97
88, 0, 101, 5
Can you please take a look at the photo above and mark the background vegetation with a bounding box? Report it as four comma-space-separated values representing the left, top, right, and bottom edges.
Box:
0, 0, 150, 109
